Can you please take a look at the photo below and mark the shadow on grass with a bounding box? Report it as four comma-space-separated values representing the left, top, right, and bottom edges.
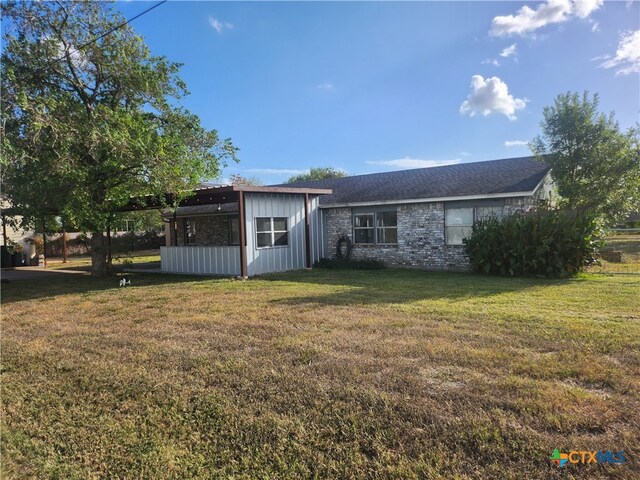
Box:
0, 272, 219, 305
261, 268, 576, 306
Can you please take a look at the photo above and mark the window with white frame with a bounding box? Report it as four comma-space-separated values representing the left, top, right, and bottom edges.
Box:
256, 217, 288, 248
184, 218, 197, 245
445, 207, 473, 245
353, 210, 398, 245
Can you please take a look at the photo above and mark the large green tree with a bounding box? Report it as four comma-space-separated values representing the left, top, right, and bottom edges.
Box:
531, 92, 639, 224
286, 167, 347, 183
1, 1, 237, 275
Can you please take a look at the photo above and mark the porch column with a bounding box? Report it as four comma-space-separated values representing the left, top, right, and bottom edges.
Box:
304, 193, 311, 268
238, 191, 248, 278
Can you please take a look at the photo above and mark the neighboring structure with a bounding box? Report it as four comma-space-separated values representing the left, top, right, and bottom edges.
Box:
285, 156, 552, 271
154, 156, 551, 275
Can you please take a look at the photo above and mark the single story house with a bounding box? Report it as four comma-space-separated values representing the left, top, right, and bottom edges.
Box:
155, 156, 552, 276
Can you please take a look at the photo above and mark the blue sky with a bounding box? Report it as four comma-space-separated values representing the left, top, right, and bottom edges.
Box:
116, 0, 639, 184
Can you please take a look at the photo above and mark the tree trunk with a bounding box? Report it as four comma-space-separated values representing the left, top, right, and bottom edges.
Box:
90, 230, 109, 276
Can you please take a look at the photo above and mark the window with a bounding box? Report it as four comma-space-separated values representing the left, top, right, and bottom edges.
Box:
256, 217, 288, 248
353, 211, 398, 245
184, 218, 196, 245
228, 216, 240, 245
476, 206, 504, 221
353, 213, 375, 244
445, 207, 473, 245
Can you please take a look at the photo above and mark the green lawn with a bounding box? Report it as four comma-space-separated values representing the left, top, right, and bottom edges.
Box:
2, 269, 639, 478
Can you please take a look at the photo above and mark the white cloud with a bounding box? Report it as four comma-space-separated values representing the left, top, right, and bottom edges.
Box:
482, 58, 501, 66
591, 21, 600, 32
504, 140, 529, 147
366, 158, 461, 169
491, 0, 603, 37
460, 75, 527, 120
316, 82, 335, 91
600, 30, 640, 75
245, 168, 308, 175
208, 16, 233, 33
500, 43, 518, 58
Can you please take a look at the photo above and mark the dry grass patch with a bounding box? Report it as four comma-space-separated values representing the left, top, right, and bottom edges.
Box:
2, 269, 639, 478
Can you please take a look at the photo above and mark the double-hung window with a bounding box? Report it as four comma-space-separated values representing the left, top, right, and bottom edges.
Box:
353, 210, 398, 245
256, 217, 288, 248
444, 208, 473, 245
184, 218, 197, 246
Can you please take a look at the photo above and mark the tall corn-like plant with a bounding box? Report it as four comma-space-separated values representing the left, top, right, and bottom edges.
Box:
464, 208, 602, 278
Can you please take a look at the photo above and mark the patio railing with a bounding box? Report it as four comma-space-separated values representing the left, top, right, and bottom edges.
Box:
160, 246, 240, 276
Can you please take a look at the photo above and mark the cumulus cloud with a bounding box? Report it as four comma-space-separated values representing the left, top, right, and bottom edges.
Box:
504, 140, 529, 147
500, 43, 518, 58
491, 0, 603, 37
366, 158, 461, 169
460, 75, 527, 120
482, 58, 501, 66
208, 16, 234, 33
599, 30, 640, 75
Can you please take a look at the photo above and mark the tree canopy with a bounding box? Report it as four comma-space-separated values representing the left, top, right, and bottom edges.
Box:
286, 167, 347, 183
531, 92, 639, 224
1, 1, 237, 274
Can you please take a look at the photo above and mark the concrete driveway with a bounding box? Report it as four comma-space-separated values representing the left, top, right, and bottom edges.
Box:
1, 267, 89, 282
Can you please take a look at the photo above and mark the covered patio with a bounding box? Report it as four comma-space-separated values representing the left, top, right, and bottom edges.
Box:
127, 185, 331, 277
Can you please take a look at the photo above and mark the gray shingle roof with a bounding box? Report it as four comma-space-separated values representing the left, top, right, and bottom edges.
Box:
280, 156, 549, 205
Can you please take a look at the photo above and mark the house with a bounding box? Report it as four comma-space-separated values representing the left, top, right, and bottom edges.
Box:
154, 156, 551, 276
285, 156, 552, 271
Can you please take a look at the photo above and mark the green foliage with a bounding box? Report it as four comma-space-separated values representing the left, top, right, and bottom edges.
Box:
314, 257, 385, 270
1, 1, 238, 274
531, 91, 640, 224
463, 208, 603, 278
229, 174, 262, 186
287, 167, 347, 183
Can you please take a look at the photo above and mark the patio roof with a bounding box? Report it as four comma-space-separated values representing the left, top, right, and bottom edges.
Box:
122, 184, 333, 212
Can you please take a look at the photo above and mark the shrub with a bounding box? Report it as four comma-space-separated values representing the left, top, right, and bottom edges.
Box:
314, 257, 385, 270
463, 208, 602, 278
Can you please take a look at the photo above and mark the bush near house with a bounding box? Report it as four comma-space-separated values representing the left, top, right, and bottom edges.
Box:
464, 209, 602, 278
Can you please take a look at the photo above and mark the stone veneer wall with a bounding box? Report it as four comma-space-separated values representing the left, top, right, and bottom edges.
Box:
323, 198, 534, 271
174, 215, 234, 246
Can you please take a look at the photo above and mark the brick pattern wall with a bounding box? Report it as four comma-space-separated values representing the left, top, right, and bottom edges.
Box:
174, 216, 234, 246
323, 198, 534, 271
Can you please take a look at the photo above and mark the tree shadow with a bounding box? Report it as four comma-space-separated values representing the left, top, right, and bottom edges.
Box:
260, 268, 576, 306
0, 272, 222, 305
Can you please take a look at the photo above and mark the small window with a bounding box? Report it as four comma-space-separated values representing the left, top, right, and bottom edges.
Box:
184, 218, 197, 246
256, 217, 288, 248
228, 216, 240, 245
354, 213, 375, 244
445, 207, 473, 245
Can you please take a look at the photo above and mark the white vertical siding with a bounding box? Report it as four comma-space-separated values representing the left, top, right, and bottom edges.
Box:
244, 193, 324, 276
160, 246, 240, 276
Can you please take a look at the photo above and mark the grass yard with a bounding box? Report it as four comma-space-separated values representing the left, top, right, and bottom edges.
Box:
1, 269, 639, 479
